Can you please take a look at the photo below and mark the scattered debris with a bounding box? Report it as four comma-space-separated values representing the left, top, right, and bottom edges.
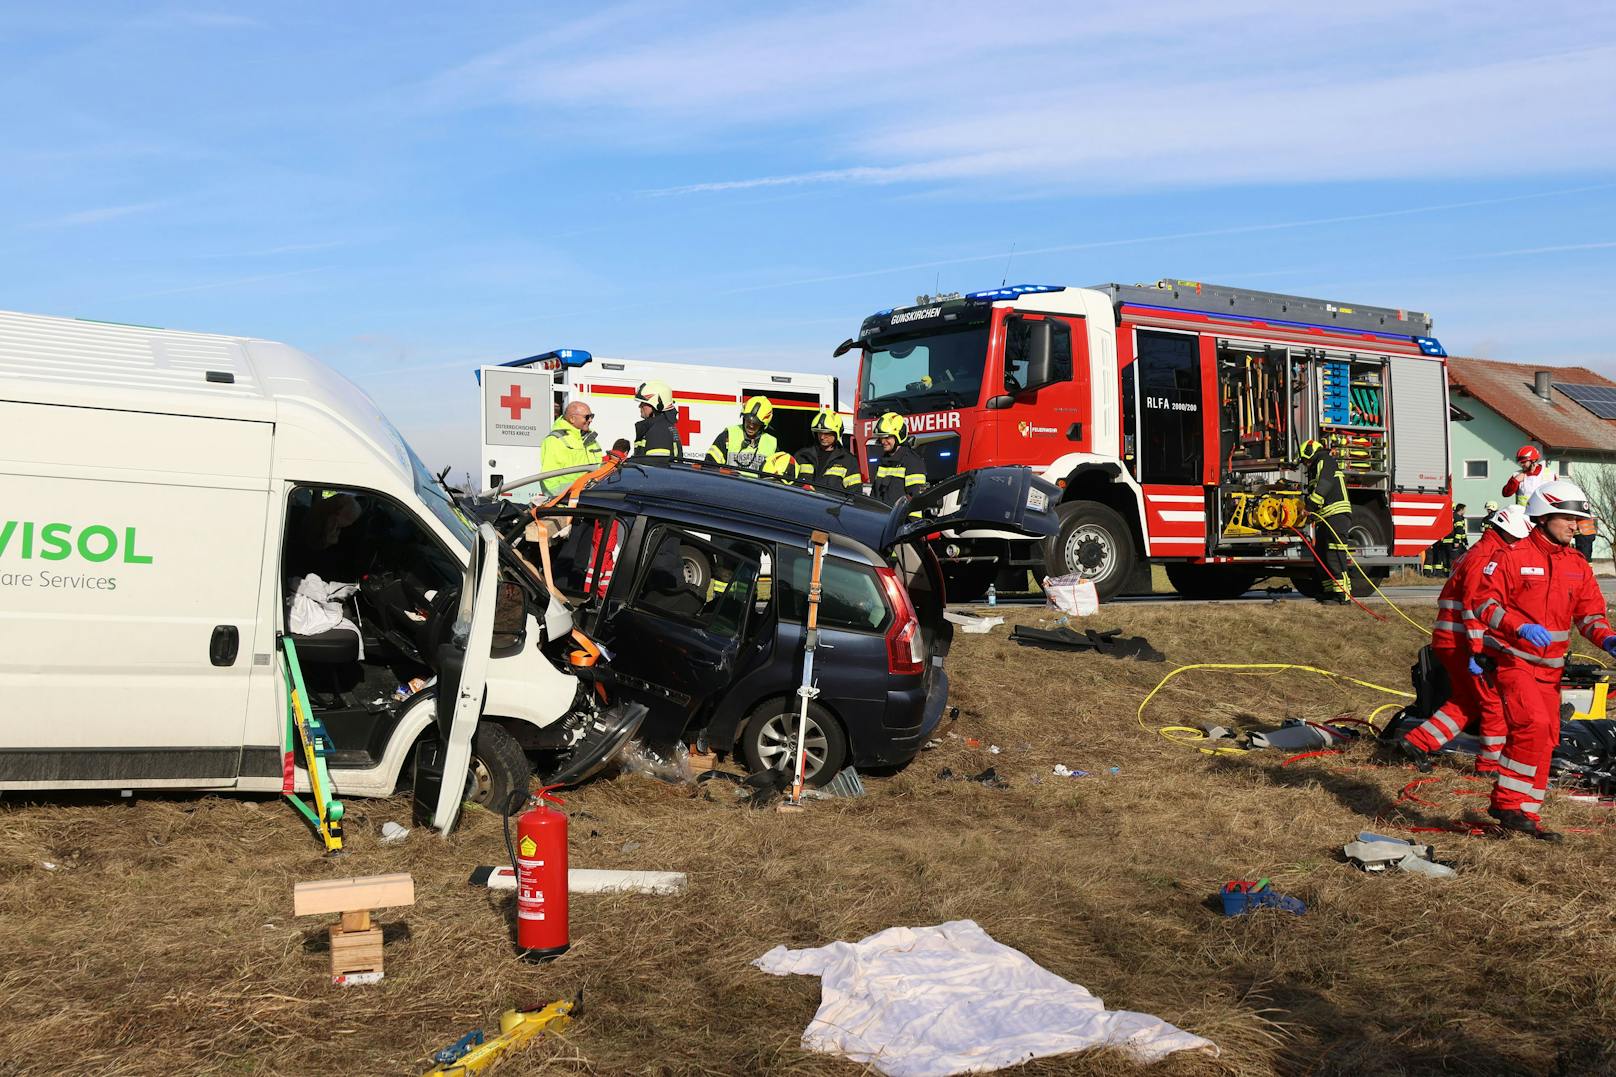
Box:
379, 821, 410, 844
292, 873, 415, 986
754, 920, 1215, 1074
943, 610, 1005, 633
1219, 880, 1306, 916
1051, 765, 1090, 778
1010, 625, 1164, 662
1343, 832, 1456, 878
40, 861, 59, 871
814, 766, 867, 799
1042, 574, 1100, 617
618, 741, 695, 784
937, 766, 1009, 789
1247, 719, 1357, 751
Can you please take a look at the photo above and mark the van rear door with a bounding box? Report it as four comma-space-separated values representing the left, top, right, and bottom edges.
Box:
0, 402, 272, 787
428, 522, 499, 832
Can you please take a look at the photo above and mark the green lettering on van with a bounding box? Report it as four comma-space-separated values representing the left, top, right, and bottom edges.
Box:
123, 526, 152, 564
77, 525, 117, 563
39, 522, 72, 561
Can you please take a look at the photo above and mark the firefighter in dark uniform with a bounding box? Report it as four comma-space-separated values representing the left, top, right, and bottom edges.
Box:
1446, 503, 1469, 570
870, 412, 927, 514
1299, 437, 1353, 603
705, 396, 777, 471
632, 380, 683, 459
793, 407, 862, 493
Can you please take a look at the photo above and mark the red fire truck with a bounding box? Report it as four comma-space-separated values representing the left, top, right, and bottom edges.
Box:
837, 279, 1452, 600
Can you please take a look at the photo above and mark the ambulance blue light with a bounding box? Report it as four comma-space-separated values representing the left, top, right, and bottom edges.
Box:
1415, 337, 1447, 357
473, 348, 593, 383
965, 284, 1064, 300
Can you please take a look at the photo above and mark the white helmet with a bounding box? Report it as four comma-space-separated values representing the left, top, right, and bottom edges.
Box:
1487, 504, 1531, 540
1525, 479, 1594, 520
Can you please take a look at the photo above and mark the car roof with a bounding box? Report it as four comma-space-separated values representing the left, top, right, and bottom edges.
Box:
576, 460, 895, 555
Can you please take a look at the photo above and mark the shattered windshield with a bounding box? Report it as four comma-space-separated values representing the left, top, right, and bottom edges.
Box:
860, 327, 988, 416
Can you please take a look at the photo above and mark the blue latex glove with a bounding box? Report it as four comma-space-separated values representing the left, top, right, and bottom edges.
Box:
1468, 656, 1485, 676
1605, 638, 1616, 657
1519, 623, 1553, 649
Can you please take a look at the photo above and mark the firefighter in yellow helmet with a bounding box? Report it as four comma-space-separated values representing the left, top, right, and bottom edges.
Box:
706, 396, 777, 471
761, 451, 800, 483
632, 380, 683, 459
870, 412, 927, 514
793, 407, 862, 493
1299, 437, 1353, 603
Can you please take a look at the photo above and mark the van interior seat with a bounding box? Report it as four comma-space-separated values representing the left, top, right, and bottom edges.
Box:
292, 628, 361, 665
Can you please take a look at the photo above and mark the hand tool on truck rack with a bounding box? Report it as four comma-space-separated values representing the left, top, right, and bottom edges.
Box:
781, 530, 831, 811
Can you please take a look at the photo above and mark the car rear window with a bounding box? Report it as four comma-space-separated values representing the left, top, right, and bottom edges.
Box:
775, 547, 891, 633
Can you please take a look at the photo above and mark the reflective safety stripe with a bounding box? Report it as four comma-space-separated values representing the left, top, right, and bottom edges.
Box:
1497, 773, 1538, 796
1477, 599, 1505, 628
1438, 599, 1463, 610
1432, 620, 1482, 637
1481, 638, 1566, 667
1499, 755, 1536, 777
1480, 736, 1508, 745
642, 447, 672, 457
905, 473, 926, 487
1421, 711, 1462, 742
798, 462, 817, 475
1546, 629, 1571, 642
876, 466, 906, 478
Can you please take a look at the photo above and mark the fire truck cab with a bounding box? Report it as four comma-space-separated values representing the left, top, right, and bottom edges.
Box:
843, 280, 1452, 601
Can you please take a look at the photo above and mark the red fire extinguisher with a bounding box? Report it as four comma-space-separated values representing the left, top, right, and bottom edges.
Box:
513, 785, 569, 961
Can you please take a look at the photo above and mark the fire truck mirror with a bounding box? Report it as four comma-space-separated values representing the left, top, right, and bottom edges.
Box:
832, 337, 860, 358
985, 394, 1015, 411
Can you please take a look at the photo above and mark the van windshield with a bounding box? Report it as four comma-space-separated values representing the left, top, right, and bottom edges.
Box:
409, 445, 476, 553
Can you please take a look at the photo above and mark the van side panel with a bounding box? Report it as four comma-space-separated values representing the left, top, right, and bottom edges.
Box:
0, 401, 272, 786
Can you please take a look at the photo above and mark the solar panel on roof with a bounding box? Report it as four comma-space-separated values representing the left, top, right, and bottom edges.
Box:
1556, 382, 1616, 420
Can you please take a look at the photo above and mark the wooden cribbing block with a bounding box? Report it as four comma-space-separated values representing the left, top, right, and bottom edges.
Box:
293, 873, 414, 916
292, 873, 414, 985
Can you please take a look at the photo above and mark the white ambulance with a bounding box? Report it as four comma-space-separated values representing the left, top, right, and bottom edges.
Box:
477, 349, 846, 498
0, 312, 641, 832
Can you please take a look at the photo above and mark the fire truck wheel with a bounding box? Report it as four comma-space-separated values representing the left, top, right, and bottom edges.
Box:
1044, 501, 1136, 601
1337, 505, 1390, 592
740, 698, 848, 788
1164, 564, 1260, 600
467, 722, 531, 815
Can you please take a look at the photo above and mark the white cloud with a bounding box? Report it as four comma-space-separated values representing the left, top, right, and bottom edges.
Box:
431, 1, 1616, 194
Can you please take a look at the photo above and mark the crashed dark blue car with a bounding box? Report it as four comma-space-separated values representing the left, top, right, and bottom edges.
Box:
509, 461, 1059, 785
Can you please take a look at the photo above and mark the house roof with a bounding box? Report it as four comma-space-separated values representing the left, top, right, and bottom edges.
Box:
1446, 356, 1616, 455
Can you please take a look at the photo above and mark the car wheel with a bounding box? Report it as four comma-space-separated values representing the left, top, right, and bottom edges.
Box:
1043, 501, 1136, 601
679, 544, 712, 591
740, 699, 849, 788
466, 722, 531, 814
1164, 563, 1260, 600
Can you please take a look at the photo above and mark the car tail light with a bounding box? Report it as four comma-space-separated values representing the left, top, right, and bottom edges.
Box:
876, 567, 925, 676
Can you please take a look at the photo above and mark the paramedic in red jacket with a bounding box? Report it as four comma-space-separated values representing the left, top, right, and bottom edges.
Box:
1399, 505, 1531, 774
1473, 481, 1616, 841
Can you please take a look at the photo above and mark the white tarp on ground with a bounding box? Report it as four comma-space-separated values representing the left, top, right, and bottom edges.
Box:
754, 920, 1215, 1076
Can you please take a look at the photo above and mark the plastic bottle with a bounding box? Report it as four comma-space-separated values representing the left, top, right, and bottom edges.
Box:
986, 582, 997, 607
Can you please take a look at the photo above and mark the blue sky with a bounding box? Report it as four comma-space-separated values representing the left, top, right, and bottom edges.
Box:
3, 2, 1613, 474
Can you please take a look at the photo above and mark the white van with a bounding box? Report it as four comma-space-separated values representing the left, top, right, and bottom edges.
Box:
0, 311, 641, 831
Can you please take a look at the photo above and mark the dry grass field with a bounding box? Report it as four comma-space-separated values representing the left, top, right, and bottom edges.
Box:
4, 598, 1616, 1077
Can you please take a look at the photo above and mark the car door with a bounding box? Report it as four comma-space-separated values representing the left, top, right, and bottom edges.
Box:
596, 522, 767, 742
428, 522, 499, 833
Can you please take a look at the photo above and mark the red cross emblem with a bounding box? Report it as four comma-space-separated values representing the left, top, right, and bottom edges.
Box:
678, 405, 701, 437
500, 384, 533, 421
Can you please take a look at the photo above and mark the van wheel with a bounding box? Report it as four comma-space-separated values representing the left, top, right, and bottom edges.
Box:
1044, 501, 1136, 601
467, 722, 530, 814
679, 545, 712, 591
740, 699, 848, 788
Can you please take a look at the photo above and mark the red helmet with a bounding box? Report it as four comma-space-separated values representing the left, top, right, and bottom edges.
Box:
1516, 445, 1542, 465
